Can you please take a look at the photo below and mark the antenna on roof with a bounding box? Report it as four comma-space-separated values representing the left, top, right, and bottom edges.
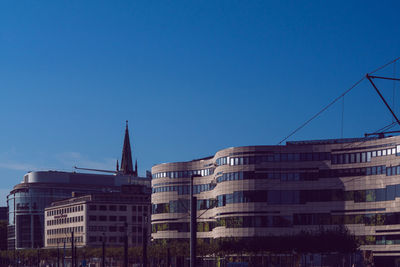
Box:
365, 73, 400, 137
74, 166, 117, 174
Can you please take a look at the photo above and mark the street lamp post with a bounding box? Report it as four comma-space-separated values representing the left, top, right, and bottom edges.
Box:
102, 233, 105, 267
63, 240, 66, 267
190, 174, 201, 267
71, 231, 74, 267
142, 216, 148, 267
57, 240, 60, 267
124, 222, 128, 267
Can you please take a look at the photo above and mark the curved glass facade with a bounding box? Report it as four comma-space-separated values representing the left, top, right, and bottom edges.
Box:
151, 136, 400, 257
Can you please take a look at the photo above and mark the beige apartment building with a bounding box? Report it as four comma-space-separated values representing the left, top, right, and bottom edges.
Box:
45, 185, 150, 248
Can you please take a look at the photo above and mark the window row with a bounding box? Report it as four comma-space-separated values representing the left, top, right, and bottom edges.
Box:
225, 152, 332, 166
88, 235, 143, 244
47, 236, 83, 245
152, 165, 391, 197
216, 165, 388, 184
217, 185, 400, 206
47, 216, 83, 226
217, 212, 400, 229
152, 212, 400, 234
152, 168, 214, 179
152, 182, 216, 195
332, 146, 399, 165
88, 215, 146, 223
47, 226, 83, 236
152, 199, 218, 214
89, 204, 143, 212
47, 205, 83, 216
216, 153, 332, 167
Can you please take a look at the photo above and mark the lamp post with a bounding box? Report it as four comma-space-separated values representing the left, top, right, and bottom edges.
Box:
57, 240, 60, 267
37, 246, 40, 267
102, 233, 105, 267
71, 231, 74, 267
142, 216, 148, 267
190, 174, 201, 267
124, 222, 128, 267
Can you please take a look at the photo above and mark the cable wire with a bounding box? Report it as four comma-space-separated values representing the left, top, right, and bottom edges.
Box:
277, 76, 365, 145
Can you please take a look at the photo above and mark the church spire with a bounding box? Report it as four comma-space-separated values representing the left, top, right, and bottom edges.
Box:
120, 120, 134, 175
134, 159, 138, 176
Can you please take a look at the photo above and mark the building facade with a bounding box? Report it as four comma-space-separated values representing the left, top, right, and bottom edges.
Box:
151, 136, 400, 258
7, 122, 148, 249
44, 185, 151, 248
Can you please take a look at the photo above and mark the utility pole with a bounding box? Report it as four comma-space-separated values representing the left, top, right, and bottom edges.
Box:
71, 231, 74, 267
37, 247, 40, 267
102, 233, 105, 267
190, 174, 200, 267
124, 222, 128, 267
57, 240, 60, 267
63, 241, 66, 267
142, 216, 148, 267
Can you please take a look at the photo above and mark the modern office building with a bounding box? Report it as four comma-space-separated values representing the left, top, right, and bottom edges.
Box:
7, 122, 149, 249
151, 135, 400, 260
44, 184, 151, 248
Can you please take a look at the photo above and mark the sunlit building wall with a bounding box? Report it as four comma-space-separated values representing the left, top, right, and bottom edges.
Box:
151, 136, 400, 258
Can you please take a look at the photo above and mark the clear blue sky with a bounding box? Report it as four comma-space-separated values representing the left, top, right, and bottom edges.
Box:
1, 1, 400, 205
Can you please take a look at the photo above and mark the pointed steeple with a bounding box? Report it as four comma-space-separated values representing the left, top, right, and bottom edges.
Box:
120, 120, 134, 175
134, 159, 138, 176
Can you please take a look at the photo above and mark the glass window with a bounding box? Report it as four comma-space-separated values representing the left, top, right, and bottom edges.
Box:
376, 188, 386, 201
344, 154, 350, 164
332, 154, 337, 164
350, 153, 355, 163
366, 190, 376, 202
388, 149, 392, 155
377, 150, 382, 157
383, 150, 387, 156
356, 153, 361, 163
361, 152, 366, 162
268, 191, 280, 204
396, 185, 400, 198
372, 151, 377, 157
387, 185, 396, 201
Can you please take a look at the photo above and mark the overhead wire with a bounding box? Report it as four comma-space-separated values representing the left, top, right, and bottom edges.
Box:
278, 56, 400, 145
277, 76, 365, 145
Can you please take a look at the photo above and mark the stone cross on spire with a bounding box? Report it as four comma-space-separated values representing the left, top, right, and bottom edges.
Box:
120, 120, 136, 175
